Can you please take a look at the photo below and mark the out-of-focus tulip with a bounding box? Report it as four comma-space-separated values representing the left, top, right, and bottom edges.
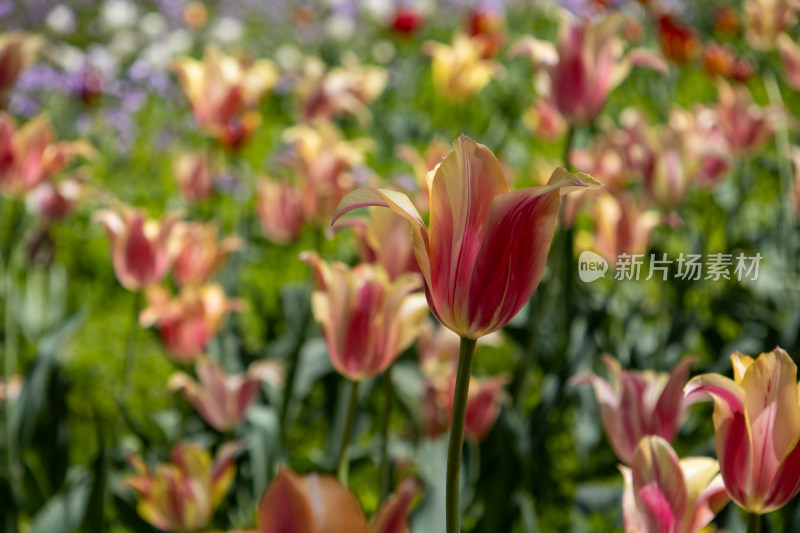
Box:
172, 45, 277, 147
0, 113, 94, 198
173, 151, 215, 202
669, 107, 731, 188
744, 0, 799, 51
169, 357, 283, 432
94, 207, 180, 291
255, 179, 305, 245
778, 33, 800, 90
522, 98, 568, 142
26, 177, 83, 223
422, 33, 502, 103
396, 136, 450, 213
644, 129, 691, 210
702, 43, 735, 79
589, 193, 662, 265
713, 6, 740, 37
0, 32, 43, 108
140, 284, 244, 363
337, 207, 420, 281
571, 355, 693, 465
466, 7, 507, 58
685, 347, 800, 514
126, 442, 238, 532
301, 252, 428, 381
391, 6, 424, 35
418, 322, 507, 441
620, 436, 729, 533
334, 135, 599, 339
716, 81, 778, 157
511, 14, 667, 126
657, 15, 700, 65
282, 121, 372, 225
257, 469, 418, 533
295, 54, 387, 124
171, 221, 242, 286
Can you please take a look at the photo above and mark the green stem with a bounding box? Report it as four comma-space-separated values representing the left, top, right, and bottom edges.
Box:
747, 512, 760, 533
379, 368, 394, 500
278, 287, 311, 445
120, 291, 142, 401
337, 379, 360, 485
3, 200, 23, 494
446, 337, 478, 533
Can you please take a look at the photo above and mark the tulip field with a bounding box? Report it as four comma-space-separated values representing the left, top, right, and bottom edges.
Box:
5, 0, 800, 532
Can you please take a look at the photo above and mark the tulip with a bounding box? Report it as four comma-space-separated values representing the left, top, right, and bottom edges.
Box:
139, 284, 244, 363
171, 221, 242, 286
419, 323, 508, 441
392, 6, 424, 35
716, 81, 779, 158
0, 32, 43, 108
169, 357, 283, 432
511, 13, 667, 126
281, 121, 373, 225
744, 0, 799, 51
172, 45, 277, 147
333, 135, 599, 339
255, 179, 305, 245
301, 252, 427, 381
669, 107, 731, 189
334, 135, 598, 533
0, 113, 94, 198
684, 347, 800, 515
466, 7, 507, 58
590, 192, 662, 266
257, 468, 418, 533
173, 151, 215, 202
395, 136, 451, 213
337, 207, 421, 281
126, 442, 239, 532
620, 436, 729, 533
778, 33, 800, 91
26, 177, 83, 223
94, 207, 181, 291
295, 54, 387, 124
657, 15, 700, 65
644, 129, 691, 210
422, 33, 502, 103
571, 355, 694, 465
702, 43, 735, 79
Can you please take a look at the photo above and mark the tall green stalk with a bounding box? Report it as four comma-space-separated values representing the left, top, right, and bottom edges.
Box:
446, 337, 478, 533
379, 368, 394, 500
337, 379, 360, 485
120, 291, 142, 401
747, 513, 760, 533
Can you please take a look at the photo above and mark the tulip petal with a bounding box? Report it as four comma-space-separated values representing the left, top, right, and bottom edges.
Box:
764, 434, 800, 512
369, 478, 420, 533
332, 188, 431, 290
298, 473, 370, 533
653, 357, 694, 442
632, 436, 687, 533
465, 168, 599, 337
427, 135, 509, 335
741, 348, 800, 499
258, 469, 317, 533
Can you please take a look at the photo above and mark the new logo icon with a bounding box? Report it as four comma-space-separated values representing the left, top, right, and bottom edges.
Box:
578, 250, 608, 282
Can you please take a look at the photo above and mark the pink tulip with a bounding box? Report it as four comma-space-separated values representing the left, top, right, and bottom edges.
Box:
171, 221, 242, 286
395, 136, 451, 214
336, 207, 421, 281
511, 14, 667, 126
94, 207, 181, 291
0, 113, 94, 198
169, 357, 283, 432
257, 469, 418, 533
715, 81, 779, 157
140, 284, 244, 363
587, 192, 662, 266
620, 436, 729, 533
685, 347, 800, 514
744, 0, 800, 51
418, 322, 507, 441
173, 151, 215, 202
256, 179, 305, 245
333, 135, 599, 339
301, 252, 428, 381
26, 177, 83, 223
126, 442, 239, 532
571, 355, 694, 465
